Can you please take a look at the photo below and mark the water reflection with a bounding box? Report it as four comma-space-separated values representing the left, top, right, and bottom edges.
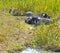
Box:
21, 47, 38, 53
20, 47, 56, 53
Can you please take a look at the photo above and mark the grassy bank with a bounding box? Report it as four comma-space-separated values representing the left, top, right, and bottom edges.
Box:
0, 12, 34, 52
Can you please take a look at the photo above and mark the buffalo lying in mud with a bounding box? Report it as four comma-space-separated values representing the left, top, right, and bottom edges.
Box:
24, 12, 51, 25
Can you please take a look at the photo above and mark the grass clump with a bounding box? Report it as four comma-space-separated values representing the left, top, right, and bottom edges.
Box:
33, 20, 60, 49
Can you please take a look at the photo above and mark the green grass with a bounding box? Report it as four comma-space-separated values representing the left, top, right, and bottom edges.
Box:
0, 0, 60, 16
34, 23, 60, 49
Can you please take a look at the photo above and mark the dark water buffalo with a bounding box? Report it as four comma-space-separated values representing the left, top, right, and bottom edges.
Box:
40, 13, 51, 24
25, 12, 51, 25
25, 15, 41, 24
41, 13, 50, 19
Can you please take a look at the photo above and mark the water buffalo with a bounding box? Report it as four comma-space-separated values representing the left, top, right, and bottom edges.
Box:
25, 15, 41, 24
40, 13, 51, 24
25, 12, 51, 25
41, 13, 50, 19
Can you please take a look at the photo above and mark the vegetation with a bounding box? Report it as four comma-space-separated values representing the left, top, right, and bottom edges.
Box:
34, 22, 60, 49
0, 0, 60, 15
0, 0, 60, 52
0, 13, 34, 52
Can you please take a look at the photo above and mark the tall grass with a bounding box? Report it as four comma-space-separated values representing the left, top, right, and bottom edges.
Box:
0, 0, 60, 16
34, 24, 60, 49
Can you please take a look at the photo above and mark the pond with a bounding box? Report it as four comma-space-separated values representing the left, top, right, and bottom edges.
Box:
20, 47, 56, 53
